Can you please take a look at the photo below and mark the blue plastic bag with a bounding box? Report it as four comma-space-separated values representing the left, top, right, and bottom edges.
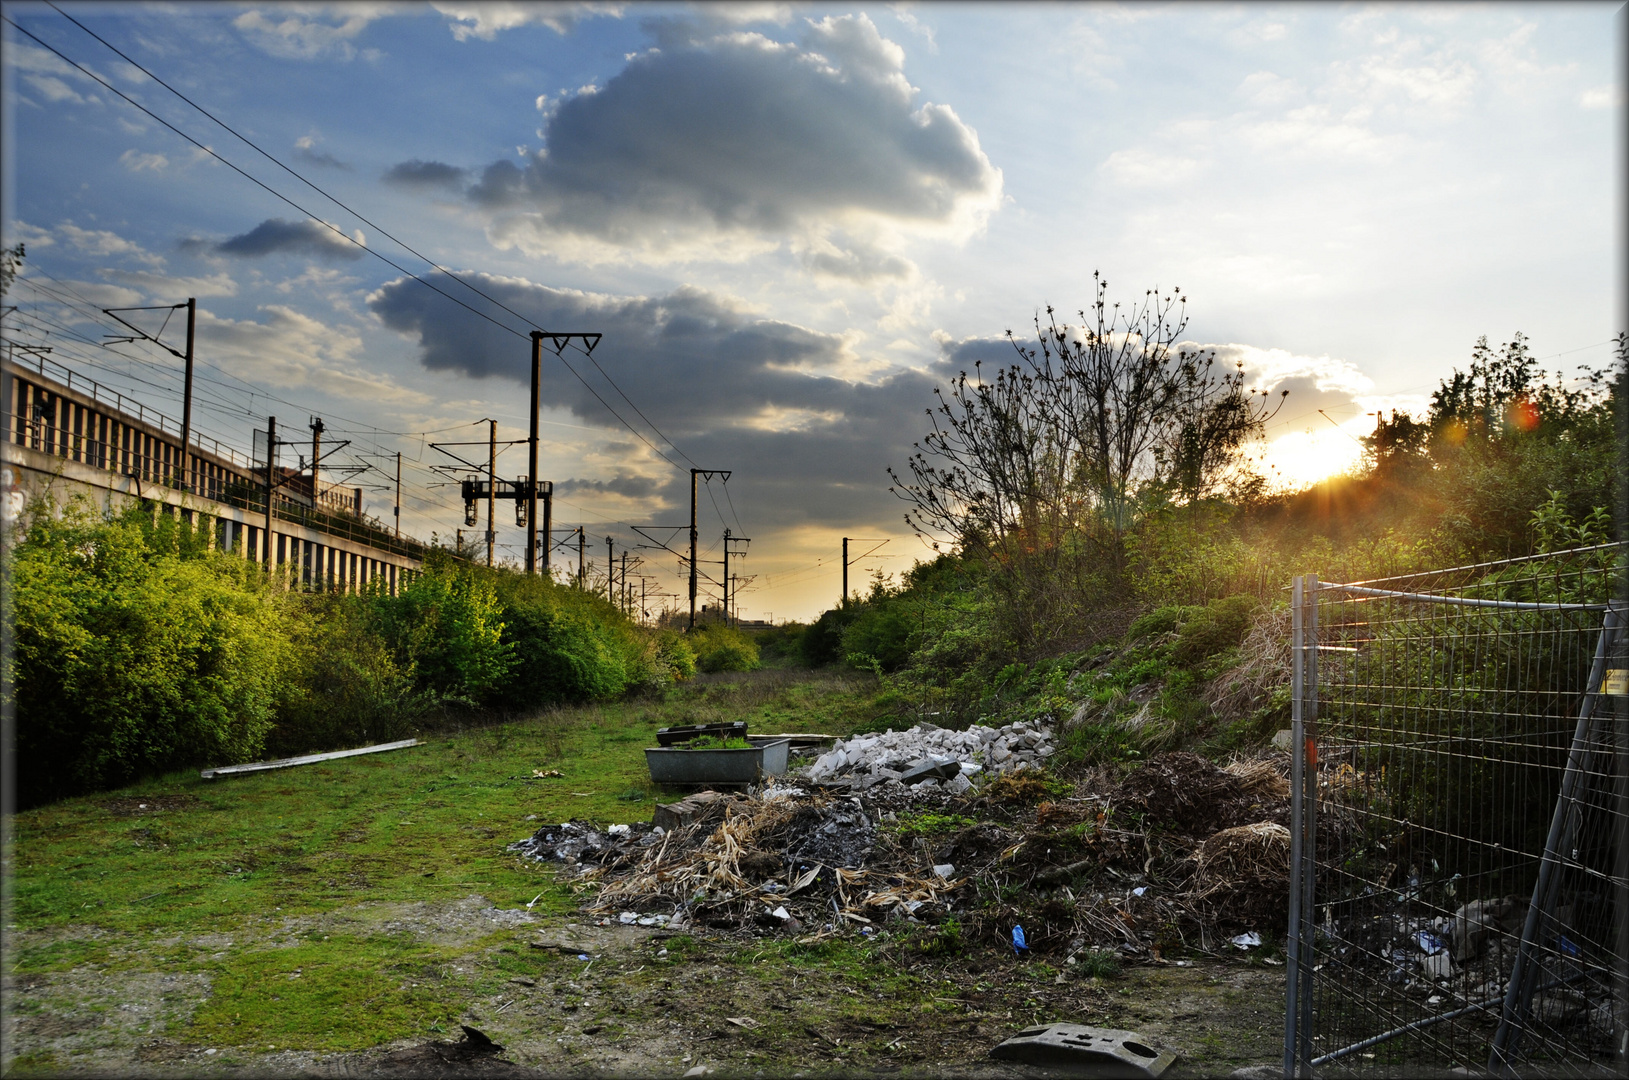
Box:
1012, 925, 1028, 954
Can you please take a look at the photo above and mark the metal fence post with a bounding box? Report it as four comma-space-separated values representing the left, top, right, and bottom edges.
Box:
1285, 574, 1307, 1078
1300, 574, 1319, 1070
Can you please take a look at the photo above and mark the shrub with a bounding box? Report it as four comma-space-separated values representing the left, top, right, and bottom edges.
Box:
1126, 604, 1198, 642
842, 601, 917, 673
7, 499, 294, 806
801, 603, 860, 666
688, 623, 761, 672
1171, 595, 1259, 667
367, 554, 516, 704
482, 570, 641, 706
267, 595, 426, 756
751, 621, 808, 664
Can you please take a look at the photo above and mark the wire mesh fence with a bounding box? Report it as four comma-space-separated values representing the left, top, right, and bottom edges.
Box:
1283, 545, 1628, 1078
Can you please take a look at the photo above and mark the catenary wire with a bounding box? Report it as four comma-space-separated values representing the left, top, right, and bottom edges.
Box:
4, 13, 687, 474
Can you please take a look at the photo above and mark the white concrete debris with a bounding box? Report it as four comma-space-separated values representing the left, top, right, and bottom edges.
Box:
802, 721, 1055, 790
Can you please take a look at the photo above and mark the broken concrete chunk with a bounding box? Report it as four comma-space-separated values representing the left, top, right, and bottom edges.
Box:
990, 1023, 1176, 1078
900, 756, 962, 785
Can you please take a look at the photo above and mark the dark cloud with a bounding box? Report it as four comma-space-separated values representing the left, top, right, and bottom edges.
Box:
461, 14, 999, 254
366, 272, 950, 530
212, 218, 364, 260
556, 475, 660, 499
940, 334, 1022, 370
382, 159, 469, 190
294, 146, 351, 170
803, 242, 914, 283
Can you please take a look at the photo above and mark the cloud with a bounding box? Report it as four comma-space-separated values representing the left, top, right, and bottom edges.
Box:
366, 271, 951, 528
207, 218, 366, 260
555, 474, 660, 499
1580, 85, 1620, 109
100, 269, 239, 299
431, 2, 623, 41
294, 134, 350, 170
37, 279, 144, 307
457, 13, 1000, 264
198, 305, 428, 404
799, 237, 915, 283
120, 149, 169, 172
23, 74, 86, 105
57, 223, 166, 267
6, 221, 56, 248
4, 40, 106, 104
382, 159, 470, 190
1099, 148, 1203, 188
232, 6, 393, 61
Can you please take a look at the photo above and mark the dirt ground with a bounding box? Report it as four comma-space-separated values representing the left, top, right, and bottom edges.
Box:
2, 894, 1286, 1078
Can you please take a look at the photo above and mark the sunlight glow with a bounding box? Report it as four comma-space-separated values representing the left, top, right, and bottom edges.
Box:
1257, 425, 1368, 489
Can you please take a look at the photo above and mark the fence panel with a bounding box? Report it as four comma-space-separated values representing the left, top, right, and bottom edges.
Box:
1284, 546, 1627, 1077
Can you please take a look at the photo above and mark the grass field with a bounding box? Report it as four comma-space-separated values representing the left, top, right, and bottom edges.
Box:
2, 671, 887, 1063
2, 668, 1285, 1076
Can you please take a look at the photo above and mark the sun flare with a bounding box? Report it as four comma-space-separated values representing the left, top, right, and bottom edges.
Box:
1257, 427, 1367, 490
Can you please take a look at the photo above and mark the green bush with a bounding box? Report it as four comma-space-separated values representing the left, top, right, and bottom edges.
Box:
366, 553, 516, 704
7, 499, 294, 806
688, 623, 761, 672
801, 603, 861, 666
486, 571, 636, 705
267, 595, 426, 757
1171, 595, 1258, 667
842, 601, 917, 673
751, 621, 807, 664
651, 629, 698, 682
1126, 604, 1199, 642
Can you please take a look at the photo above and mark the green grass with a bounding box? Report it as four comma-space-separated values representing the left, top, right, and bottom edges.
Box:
189, 933, 471, 1051
6, 671, 886, 944
9, 670, 884, 939
4, 669, 890, 1059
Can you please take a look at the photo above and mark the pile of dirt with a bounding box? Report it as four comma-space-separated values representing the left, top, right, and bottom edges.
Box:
1119, 752, 1291, 836
508, 750, 1298, 964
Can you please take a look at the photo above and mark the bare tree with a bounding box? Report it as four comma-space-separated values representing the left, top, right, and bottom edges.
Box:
891, 272, 1284, 630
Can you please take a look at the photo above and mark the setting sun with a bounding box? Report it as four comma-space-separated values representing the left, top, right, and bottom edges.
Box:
1257, 425, 1368, 489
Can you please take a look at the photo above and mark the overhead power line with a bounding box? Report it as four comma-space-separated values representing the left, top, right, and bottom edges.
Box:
8, 9, 688, 473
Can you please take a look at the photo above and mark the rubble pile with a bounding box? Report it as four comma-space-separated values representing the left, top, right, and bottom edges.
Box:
507, 750, 1313, 962
803, 720, 1055, 794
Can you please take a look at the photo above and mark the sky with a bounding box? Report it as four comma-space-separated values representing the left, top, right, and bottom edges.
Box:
2, 1, 1621, 622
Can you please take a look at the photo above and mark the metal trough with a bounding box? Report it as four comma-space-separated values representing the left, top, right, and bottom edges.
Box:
645, 738, 790, 787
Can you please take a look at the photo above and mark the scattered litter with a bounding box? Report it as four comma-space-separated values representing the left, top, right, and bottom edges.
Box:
503, 747, 1307, 964
1415, 930, 1446, 955
533, 769, 563, 778
725, 1016, 760, 1029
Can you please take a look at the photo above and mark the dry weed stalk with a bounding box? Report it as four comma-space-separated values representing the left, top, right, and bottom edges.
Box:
1222, 758, 1290, 800
1205, 604, 1291, 719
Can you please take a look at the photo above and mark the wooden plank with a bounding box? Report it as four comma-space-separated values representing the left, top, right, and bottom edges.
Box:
200, 738, 422, 779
